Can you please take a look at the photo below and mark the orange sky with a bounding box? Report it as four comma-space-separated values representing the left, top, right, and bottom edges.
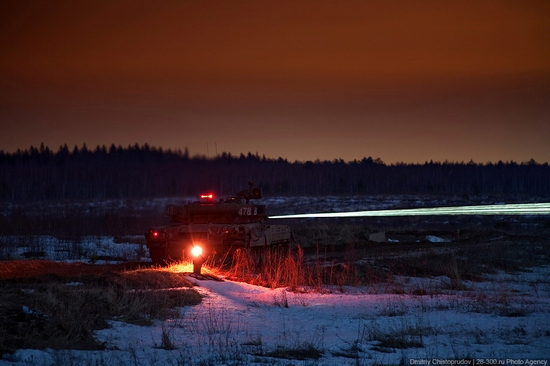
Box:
1, 0, 549, 163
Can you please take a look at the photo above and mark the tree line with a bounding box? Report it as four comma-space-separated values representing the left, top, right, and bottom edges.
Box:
0, 143, 549, 201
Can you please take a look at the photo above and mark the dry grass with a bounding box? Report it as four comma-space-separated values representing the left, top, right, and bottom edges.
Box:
0, 265, 202, 356
222, 246, 304, 290
211, 222, 550, 297
217, 244, 394, 292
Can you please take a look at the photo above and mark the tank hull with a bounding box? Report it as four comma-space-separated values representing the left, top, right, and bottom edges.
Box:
145, 187, 292, 266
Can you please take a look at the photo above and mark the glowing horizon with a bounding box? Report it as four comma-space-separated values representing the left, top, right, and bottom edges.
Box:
2, 1, 549, 164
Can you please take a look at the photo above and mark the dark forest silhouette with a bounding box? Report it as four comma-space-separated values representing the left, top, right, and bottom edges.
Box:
1, 143, 549, 201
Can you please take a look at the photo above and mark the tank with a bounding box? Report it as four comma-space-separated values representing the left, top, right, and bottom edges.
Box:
145, 183, 292, 273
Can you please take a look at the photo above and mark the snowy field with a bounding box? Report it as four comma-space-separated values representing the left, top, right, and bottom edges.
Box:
1, 196, 549, 365
2, 264, 549, 365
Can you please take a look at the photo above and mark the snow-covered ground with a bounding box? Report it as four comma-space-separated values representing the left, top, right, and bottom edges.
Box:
1, 235, 150, 264
1, 196, 549, 365
2, 263, 549, 365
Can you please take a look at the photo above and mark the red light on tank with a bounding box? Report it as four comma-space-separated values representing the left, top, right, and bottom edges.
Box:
149, 229, 165, 240
200, 193, 214, 200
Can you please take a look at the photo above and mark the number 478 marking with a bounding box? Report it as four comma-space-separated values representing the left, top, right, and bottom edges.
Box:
239, 207, 258, 216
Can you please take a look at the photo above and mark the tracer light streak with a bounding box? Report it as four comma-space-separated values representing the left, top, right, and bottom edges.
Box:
269, 203, 550, 219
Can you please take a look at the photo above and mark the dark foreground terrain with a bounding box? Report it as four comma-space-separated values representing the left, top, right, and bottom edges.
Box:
1, 217, 549, 357
0, 261, 202, 356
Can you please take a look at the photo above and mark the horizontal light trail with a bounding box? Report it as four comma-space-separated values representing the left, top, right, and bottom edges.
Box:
269, 203, 550, 219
